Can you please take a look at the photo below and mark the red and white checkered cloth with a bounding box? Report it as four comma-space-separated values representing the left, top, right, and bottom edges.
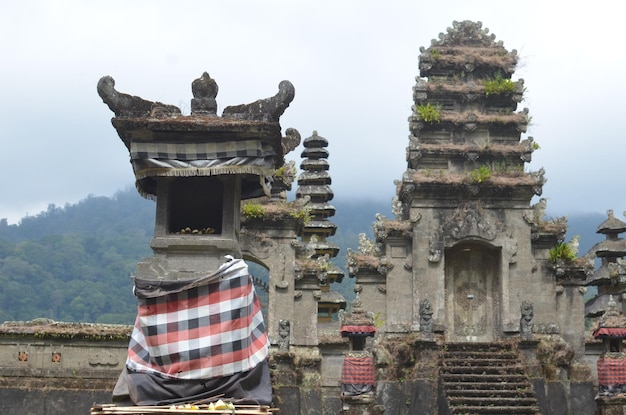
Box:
342, 356, 375, 385
127, 258, 268, 380
598, 357, 626, 386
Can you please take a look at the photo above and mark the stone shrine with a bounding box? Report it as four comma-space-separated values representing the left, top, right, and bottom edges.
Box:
97, 72, 297, 406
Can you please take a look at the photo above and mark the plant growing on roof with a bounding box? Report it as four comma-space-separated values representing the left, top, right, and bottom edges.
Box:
241, 202, 266, 219
549, 242, 577, 263
416, 103, 441, 123
430, 49, 440, 60
469, 166, 492, 184
483, 71, 516, 96
289, 206, 311, 225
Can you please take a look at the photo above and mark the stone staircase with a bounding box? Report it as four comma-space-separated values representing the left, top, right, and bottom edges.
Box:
440, 343, 541, 415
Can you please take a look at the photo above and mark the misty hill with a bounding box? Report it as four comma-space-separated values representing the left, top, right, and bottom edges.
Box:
0, 187, 607, 324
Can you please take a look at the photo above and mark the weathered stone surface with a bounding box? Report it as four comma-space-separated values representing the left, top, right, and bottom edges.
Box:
222, 80, 295, 122
0, 388, 112, 415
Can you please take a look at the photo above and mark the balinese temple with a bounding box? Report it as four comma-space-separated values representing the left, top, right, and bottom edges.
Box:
295, 131, 346, 323
346, 20, 596, 414
586, 210, 626, 319
6, 20, 619, 415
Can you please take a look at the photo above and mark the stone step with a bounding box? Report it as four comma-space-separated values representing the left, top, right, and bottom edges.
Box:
448, 396, 538, 407
444, 343, 515, 353
442, 358, 520, 367
442, 373, 528, 383
442, 365, 526, 375
440, 342, 540, 415
443, 351, 518, 360
446, 389, 535, 398
449, 406, 540, 414
443, 381, 531, 392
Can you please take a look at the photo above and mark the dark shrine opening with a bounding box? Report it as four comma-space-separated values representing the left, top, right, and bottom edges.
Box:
167, 177, 224, 234
351, 336, 366, 351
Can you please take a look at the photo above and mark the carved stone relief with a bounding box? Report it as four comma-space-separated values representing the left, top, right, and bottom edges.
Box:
441, 204, 498, 241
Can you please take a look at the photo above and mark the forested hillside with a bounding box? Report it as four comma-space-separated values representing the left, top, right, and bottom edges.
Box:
0, 189, 155, 324
0, 187, 605, 324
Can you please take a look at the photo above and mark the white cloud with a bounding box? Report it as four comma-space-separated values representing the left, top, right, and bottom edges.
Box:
0, 0, 624, 224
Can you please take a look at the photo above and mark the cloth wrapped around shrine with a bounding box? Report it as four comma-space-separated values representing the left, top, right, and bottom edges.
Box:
341, 355, 375, 396
130, 139, 276, 199
597, 357, 626, 395
120, 258, 271, 405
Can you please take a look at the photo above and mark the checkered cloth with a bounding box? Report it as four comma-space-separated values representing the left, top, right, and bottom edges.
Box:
341, 356, 375, 385
126, 258, 268, 380
130, 140, 274, 161
597, 357, 626, 386
129, 140, 276, 199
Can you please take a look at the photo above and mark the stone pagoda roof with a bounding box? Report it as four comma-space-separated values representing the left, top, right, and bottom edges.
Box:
97, 73, 295, 199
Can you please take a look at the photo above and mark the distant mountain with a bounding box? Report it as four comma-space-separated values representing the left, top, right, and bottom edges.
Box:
0, 187, 610, 324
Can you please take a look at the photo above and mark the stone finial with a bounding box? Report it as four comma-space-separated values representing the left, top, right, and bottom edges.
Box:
222, 80, 295, 122
97, 76, 182, 118
191, 72, 218, 115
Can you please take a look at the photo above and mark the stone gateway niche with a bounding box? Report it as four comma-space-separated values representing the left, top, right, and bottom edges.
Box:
445, 242, 500, 342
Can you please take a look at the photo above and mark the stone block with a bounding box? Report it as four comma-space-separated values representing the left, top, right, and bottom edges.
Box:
275, 386, 300, 415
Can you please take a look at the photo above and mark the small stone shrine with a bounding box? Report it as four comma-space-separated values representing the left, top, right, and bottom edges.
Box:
97, 72, 296, 406
339, 294, 376, 399
594, 296, 626, 414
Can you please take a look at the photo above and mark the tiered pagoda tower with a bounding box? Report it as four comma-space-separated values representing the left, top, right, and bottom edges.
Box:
347, 21, 596, 413
350, 20, 558, 342
586, 210, 626, 318
295, 131, 346, 327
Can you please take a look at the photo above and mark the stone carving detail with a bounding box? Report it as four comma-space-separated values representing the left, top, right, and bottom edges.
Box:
358, 233, 379, 256
443, 204, 498, 241
222, 80, 295, 122
428, 237, 443, 263
530, 168, 546, 196
240, 230, 275, 260
419, 299, 434, 338
274, 250, 288, 289
502, 237, 518, 264
391, 196, 404, 220
281, 128, 301, 155
191, 72, 218, 115
97, 76, 182, 118
89, 352, 119, 367
520, 300, 534, 339
426, 20, 500, 49
277, 320, 290, 351
410, 209, 422, 223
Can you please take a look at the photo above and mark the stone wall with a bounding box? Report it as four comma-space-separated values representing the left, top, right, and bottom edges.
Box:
0, 321, 129, 414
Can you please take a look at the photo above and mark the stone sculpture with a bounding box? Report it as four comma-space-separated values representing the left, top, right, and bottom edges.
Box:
419, 298, 434, 338
277, 320, 290, 352
520, 300, 534, 339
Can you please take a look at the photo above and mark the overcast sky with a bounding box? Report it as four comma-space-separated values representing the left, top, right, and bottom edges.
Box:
1, 1, 624, 224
